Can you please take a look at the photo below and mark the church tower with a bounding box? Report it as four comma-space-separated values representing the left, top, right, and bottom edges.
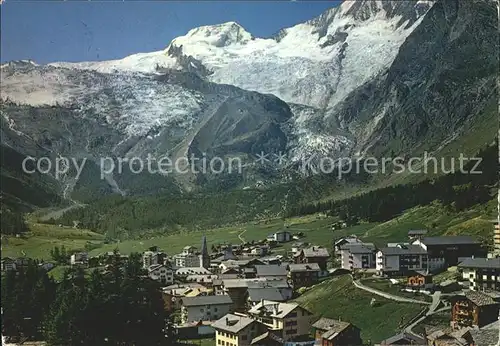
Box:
199, 235, 210, 269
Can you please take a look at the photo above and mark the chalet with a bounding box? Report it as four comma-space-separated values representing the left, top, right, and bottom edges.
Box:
291, 242, 306, 255
406, 270, 433, 289
338, 243, 376, 270
376, 244, 428, 276
213, 313, 266, 346
287, 263, 320, 287
255, 265, 288, 280
295, 246, 330, 273
412, 236, 486, 270
312, 318, 362, 346
180, 295, 233, 324
451, 290, 500, 329
458, 257, 500, 291
147, 264, 174, 285
247, 300, 314, 341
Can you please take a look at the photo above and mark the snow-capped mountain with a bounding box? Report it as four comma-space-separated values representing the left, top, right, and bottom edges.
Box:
1, 0, 497, 204
48, 1, 432, 109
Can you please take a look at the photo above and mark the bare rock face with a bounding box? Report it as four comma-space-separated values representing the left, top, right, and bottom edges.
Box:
0, 0, 496, 205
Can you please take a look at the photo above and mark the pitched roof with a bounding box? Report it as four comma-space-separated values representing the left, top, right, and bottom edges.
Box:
302, 246, 330, 258
211, 314, 256, 333
378, 245, 427, 255
340, 243, 376, 254
464, 290, 498, 307
408, 230, 428, 236
181, 295, 232, 307
420, 236, 479, 246
470, 329, 498, 346
288, 263, 321, 272
312, 318, 351, 334
255, 265, 287, 277
380, 332, 426, 345
251, 331, 284, 345
458, 258, 500, 269
248, 300, 304, 319
247, 279, 290, 289
247, 288, 285, 302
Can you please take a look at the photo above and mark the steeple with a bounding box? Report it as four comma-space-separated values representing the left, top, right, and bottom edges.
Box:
199, 235, 210, 269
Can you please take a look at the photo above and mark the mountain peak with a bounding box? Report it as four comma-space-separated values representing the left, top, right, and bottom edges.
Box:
173, 21, 253, 48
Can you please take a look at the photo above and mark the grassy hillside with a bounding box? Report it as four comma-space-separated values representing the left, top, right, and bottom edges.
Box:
3, 196, 496, 260
295, 275, 423, 343
1, 221, 104, 260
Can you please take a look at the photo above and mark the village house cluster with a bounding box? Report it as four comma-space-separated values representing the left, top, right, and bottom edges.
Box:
2, 220, 500, 346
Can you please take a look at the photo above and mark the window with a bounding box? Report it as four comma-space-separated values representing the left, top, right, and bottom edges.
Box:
241, 335, 247, 341
286, 329, 297, 335
288, 312, 297, 318
214, 307, 218, 312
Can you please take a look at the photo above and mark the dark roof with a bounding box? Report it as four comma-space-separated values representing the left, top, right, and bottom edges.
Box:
420, 236, 479, 246
340, 243, 376, 254
408, 230, 428, 236
181, 295, 232, 307
288, 263, 321, 272
380, 332, 426, 345
255, 265, 287, 277
379, 245, 427, 255
302, 246, 330, 258
464, 290, 498, 307
458, 258, 500, 269
247, 288, 285, 302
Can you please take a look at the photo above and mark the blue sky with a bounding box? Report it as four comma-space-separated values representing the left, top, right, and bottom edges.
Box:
1, 1, 340, 64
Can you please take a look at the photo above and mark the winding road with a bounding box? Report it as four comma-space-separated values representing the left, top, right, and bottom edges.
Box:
352, 277, 449, 339
353, 279, 431, 305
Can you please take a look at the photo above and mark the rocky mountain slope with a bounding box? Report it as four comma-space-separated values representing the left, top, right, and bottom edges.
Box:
0, 0, 497, 207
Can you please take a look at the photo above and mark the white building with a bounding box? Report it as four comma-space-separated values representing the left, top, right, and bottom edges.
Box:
339, 243, 376, 270
174, 246, 200, 268
267, 230, 292, 243
376, 244, 428, 275
70, 252, 88, 266
148, 264, 174, 285
180, 295, 233, 323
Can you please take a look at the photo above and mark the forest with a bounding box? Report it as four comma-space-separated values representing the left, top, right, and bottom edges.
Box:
1, 253, 171, 346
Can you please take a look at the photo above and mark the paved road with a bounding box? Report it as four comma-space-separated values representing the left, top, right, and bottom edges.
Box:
353, 279, 431, 305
